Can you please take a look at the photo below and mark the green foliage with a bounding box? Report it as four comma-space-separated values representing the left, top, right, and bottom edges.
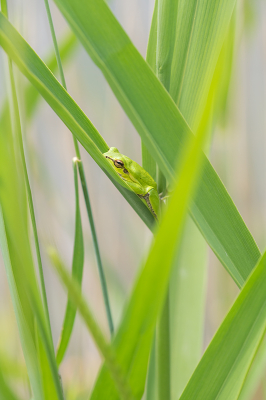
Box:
33, 0, 261, 286
0, 1, 265, 399
179, 251, 266, 400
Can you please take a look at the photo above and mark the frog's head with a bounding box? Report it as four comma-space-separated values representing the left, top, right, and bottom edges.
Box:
103, 147, 130, 177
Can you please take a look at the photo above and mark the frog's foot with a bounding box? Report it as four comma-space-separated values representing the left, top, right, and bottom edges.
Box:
138, 193, 157, 220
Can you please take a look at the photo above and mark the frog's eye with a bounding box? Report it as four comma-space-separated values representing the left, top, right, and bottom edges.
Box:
114, 160, 124, 168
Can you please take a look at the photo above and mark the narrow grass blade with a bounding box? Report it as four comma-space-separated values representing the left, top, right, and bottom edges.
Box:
77, 161, 114, 335
50, 1, 261, 286
89, 60, 214, 400
7, 42, 52, 348
49, 250, 135, 400
179, 250, 266, 400
56, 159, 84, 365
0, 12, 260, 286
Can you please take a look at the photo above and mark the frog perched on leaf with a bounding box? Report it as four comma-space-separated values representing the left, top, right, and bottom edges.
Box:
103, 147, 159, 219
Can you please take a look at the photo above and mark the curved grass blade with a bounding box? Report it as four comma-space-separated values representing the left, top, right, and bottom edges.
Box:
0, 205, 44, 399
0, 95, 64, 400
49, 249, 135, 400
179, 250, 266, 400
0, 101, 44, 399
50, 0, 260, 286
0, 73, 61, 400
0, 12, 260, 286
0, 13, 155, 231
7, 34, 52, 350
56, 159, 84, 366
0, 12, 64, 398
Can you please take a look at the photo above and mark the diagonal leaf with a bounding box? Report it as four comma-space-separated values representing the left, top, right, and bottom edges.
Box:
56, 159, 84, 366
179, 250, 266, 400
51, 0, 260, 287
0, 12, 155, 231
0, 12, 260, 287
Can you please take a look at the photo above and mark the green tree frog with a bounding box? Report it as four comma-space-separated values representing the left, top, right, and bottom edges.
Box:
103, 147, 159, 219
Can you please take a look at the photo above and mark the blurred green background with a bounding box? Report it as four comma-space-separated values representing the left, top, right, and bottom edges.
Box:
0, 0, 266, 398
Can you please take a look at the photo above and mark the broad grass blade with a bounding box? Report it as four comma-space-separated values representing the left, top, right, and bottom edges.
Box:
179, 251, 266, 400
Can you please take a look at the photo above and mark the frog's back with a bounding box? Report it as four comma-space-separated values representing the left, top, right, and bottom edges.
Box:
125, 156, 157, 190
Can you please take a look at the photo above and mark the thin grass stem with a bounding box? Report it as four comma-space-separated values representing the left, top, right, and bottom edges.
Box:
43, 0, 114, 336
77, 161, 114, 334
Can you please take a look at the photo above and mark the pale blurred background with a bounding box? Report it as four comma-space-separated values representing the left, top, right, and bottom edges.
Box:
0, 0, 266, 398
